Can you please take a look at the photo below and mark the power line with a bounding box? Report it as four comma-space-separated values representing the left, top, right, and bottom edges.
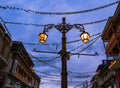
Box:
34, 70, 60, 77
3, 18, 108, 26
29, 53, 61, 70
35, 70, 94, 80
35, 70, 94, 77
41, 78, 84, 83
78, 35, 101, 53
34, 70, 94, 84
70, 33, 101, 52
31, 52, 97, 74
32, 53, 96, 74
0, 1, 119, 15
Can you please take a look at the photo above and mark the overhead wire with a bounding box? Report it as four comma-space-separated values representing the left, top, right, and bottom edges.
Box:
66, 32, 101, 44
70, 33, 101, 52
35, 74, 93, 83
29, 53, 61, 70
41, 78, 84, 83
0, 16, 106, 51
30, 51, 97, 74
34, 70, 94, 85
32, 53, 96, 75
34, 69, 94, 78
34, 70, 60, 77
78, 35, 101, 53
0, 1, 119, 15
3, 18, 108, 26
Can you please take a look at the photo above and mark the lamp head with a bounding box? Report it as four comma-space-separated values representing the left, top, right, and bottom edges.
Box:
80, 31, 90, 43
39, 32, 48, 43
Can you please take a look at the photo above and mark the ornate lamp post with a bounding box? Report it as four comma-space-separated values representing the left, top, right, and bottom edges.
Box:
38, 17, 90, 88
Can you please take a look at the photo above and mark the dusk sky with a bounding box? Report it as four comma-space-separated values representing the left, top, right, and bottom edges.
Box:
0, 0, 119, 88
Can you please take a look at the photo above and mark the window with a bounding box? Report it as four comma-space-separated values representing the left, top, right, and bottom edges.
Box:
12, 59, 18, 73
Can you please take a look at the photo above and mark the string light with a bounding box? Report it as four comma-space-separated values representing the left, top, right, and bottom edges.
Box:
35, 70, 94, 76
32, 54, 95, 75
34, 70, 94, 79
0, 1, 119, 15
41, 78, 84, 83
3, 18, 108, 26
32, 53, 96, 74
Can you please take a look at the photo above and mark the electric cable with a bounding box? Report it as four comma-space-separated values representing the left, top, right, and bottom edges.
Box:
3, 18, 108, 26
0, 1, 119, 15
78, 35, 101, 53
70, 33, 101, 52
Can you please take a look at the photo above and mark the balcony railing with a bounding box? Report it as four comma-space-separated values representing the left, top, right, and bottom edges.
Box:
99, 71, 115, 86
13, 72, 35, 87
14, 72, 29, 85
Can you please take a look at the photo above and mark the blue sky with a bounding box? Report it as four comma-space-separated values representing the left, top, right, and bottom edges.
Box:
0, 0, 119, 88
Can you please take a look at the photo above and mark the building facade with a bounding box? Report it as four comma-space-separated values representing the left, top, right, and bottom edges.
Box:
0, 20, 40, 88
90, 2, 120, 88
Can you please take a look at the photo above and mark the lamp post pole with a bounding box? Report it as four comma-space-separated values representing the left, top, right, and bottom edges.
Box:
38, 17, 90, 88
61, 18, 67, 88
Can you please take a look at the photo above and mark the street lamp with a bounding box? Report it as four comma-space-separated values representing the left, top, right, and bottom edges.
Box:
38, 17, 90, 88
80, 31, 90, 43
39, 31, 48, 43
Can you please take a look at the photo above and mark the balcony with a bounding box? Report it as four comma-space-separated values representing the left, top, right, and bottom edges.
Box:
14, 72, 29, 86
99, 71, 115, 86
105, 32, 120, 56
13, 72, 35, 87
